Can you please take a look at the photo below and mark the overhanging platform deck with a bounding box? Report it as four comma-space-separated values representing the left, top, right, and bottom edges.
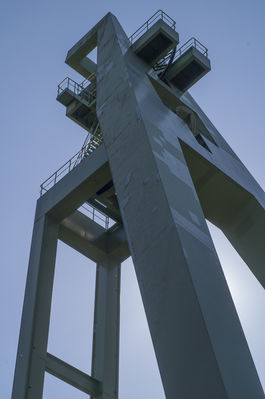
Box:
166, 46, 211, 92
56, 78, 97, 132
131, 19, 179, 66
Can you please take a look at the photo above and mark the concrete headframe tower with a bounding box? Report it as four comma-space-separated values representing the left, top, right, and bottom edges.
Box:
12, 11, 265, 399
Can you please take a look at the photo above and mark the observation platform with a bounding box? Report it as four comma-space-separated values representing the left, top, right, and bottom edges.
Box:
53, 10, 211, 228
130, 12, 179, 66
56, 75, 97, 132
130, 11, 211, 92
165, 38, 211, 92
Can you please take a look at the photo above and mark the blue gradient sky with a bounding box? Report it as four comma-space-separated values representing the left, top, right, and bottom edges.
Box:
1, 0, 265, 397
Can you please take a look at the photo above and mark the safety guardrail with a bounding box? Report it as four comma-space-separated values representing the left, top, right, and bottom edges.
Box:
40, 137, 102, 196
173, 37, 208, 60
80, 203, 110, 230
39, 141, 111, 229
57, 76, 96, 105
153, 37, 208, 72
129, 10, 176, 44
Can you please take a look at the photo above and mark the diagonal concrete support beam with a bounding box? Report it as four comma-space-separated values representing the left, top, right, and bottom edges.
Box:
96, 13, 264, 399
46, 353, 101, 396
180, 141, 265, 287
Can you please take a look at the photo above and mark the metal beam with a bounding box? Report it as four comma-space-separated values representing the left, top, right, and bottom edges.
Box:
46, 353, 101, 396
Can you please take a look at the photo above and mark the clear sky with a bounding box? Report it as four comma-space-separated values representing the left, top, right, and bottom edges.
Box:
1, 0, 265, 397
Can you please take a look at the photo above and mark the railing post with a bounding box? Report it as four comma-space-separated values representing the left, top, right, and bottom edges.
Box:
54, 171, 57, 185
105, 217, 109, 230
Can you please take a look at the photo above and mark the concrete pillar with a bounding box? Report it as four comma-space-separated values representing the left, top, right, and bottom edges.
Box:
12, 211, 59, 399
96, 14, 264, 399
91, 261, 121, 399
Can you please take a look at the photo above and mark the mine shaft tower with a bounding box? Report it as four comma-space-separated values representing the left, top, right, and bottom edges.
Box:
12, 10, 265, 399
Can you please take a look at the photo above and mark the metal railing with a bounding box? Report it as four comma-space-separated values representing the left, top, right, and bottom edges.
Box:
153, 37, 208, 72
153, 48, 175, 72
80, 72, 96, 88
173, 37, 208, 60
57, 75, 96, 105
129, 10, 176, 44
79, 203, 110, 230
40, 136, 102, 196
40, 150, 111, 230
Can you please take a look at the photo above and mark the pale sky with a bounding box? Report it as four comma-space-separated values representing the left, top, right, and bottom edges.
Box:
1, 0, 265, 397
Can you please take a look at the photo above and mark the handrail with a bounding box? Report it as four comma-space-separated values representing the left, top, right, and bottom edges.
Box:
40, 147, 88, 195
40, 135, 103, 196
40, 142, 111, 229
39, 130, 111, 228
129, 10, 176, 44
80, 203, 110, 230
57, 77, 84, 96
173, 37, 208, 60
73, 121, 100, 167
80, 72, 96, 88
153, 37, 208, 72
57, 77, 96, 104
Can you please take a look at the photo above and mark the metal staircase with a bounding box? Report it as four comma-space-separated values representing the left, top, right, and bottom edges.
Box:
74, 121, 103, 165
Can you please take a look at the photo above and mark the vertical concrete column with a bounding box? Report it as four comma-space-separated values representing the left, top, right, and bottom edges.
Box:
96, 14, 264, 399
12, 211, 58, 399
91, 260, 121, 399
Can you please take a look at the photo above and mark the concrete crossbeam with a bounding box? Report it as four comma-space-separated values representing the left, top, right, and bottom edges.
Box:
46, 353, 101, 396
59, 210, 130, 264
37, 145, 110, 222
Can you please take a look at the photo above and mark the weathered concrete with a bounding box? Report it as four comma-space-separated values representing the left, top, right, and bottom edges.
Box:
59, 210, 129, 263
12, 214, 59, 399
12, 145, 129, 399
13, 11, 265, 399
95, 13, 264, 398
36, 144, 110, 222
92, 261, 121, 399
